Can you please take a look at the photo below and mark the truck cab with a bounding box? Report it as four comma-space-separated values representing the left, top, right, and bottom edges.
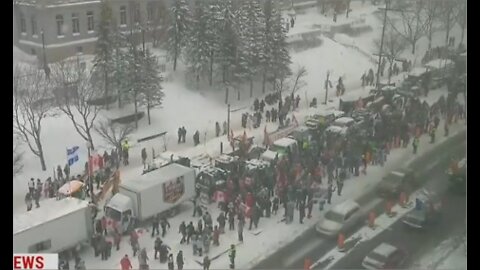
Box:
260, 137, 299, 162
104, 194, 135, 234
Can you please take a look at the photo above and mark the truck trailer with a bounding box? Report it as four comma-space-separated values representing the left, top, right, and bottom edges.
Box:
104, 163, 196, 234
13, 197, 92, 254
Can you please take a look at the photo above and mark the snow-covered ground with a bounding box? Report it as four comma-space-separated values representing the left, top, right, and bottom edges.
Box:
412, 234, 467, 270
13, 1, 467, 269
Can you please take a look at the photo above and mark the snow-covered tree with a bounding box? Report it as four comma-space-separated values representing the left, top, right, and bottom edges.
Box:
166, 0, 192, 71
216, 0, 239, 84
13, 65, 55, 171
235, 0, 266, 97
438, 0, 458, 46
270, 11, 292, 92
124, 42, 144, 129
186, 0, 217, 86
422, 0, 441, 51
51, 60, 102, 150
92, 0, 115, 109
139, 49, 164, 125
456, 0, 466, 46
111, 30, 131, 108
388, 1, 427, 54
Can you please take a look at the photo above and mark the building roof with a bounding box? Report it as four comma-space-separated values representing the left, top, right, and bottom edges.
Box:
331, 200, 359, 216
121, 163, 194, 193
333, 117, 355, 126
14, 197, 89, 234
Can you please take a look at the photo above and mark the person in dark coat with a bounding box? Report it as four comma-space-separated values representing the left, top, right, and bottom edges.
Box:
178, 127, 182, 144
176, 251, 184, 270
193, 131, 200, 146
238, 218, 244, 242
197, 219, 203, 234
64, 164, 70, 181
114, 229, 121, 251
266, 110, 271, 122
215, 122, 221, 137
229, 244, 236, 269
272, 196, 279, 215
213, 226, 220, 246
260, 99, 265, 112
34, 187, 41, 208
187, 222, 195, 244
217, 212, 226, 233
99, 236, 107, 260
25, 192, 32, 211
337, 176, 344, 196
181, 127, 187, 143
167, 254, 174, 270
254, 98, 260, 111
265, 198, 272, 217
228, 210, 235, 230
327, 183, 336, 204
203, 256, 211, 270
307, 198, 314, 218
179, 221, 187, 244
152, 214, 160, 237
159, 244, 170, 263
299, 201, 306, 224
161, 217, 171, 237
154, 237, 162, 259
106, 241, 112, 259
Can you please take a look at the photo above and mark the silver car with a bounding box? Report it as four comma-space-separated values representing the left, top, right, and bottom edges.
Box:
315, 200, 363, 237
362, 243, 408, 269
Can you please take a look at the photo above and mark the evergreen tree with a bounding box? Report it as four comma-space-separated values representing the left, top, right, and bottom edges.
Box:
110, 24, 131, 108
235, 0, 266, 97
93, 0, 115, 110
166, 0, 192, 71
217, 0, 239, 84
270, 11, 292, 92
139, 49, 164, 125
124, 41, 143, 129
262, 0, 276, 93
186, 0, 218, 86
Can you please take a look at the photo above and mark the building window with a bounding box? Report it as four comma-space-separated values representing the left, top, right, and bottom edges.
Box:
56, 15, 64, 36
72, 13, 80, 34
28, 239, 51, 253
31, 16, 37, 36
120, 6, 127, 26
134, 3, 140, 24
20, 13, 26, 34
87, 11, 94, 32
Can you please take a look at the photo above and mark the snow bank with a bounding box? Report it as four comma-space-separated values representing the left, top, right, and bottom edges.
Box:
334, 33, 356, 47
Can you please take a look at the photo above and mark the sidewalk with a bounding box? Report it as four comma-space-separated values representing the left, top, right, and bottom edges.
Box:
81, 119, 465, 270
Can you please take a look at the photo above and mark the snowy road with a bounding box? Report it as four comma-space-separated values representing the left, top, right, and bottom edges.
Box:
329, 146, 466, 269
252, 139, 466, 269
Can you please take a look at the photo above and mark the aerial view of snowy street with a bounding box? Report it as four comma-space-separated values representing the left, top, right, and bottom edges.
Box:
13, 0, 466, 269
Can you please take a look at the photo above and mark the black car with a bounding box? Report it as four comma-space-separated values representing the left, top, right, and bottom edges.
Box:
377, 168, 416, 198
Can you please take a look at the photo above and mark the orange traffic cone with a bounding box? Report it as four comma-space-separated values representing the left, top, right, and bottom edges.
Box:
368, 211, 376, 229
304, 257, 312, 270
337, 233, 345, 250
385, 201, 396, 217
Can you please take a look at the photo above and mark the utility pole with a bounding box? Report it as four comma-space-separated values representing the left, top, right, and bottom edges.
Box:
375, 0, 390, 90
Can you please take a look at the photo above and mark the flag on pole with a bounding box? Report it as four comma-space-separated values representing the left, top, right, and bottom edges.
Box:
67, 146, 79, 166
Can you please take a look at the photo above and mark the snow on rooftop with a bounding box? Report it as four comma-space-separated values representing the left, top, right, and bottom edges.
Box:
333, 117, 355, 125
273, 137, 298, 147
14, 197, 89, 234
373, 243, 398, 257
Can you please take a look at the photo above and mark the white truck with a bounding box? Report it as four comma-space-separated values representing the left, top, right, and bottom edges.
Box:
260, 137, 299, 162
14, 197, 93, 254
104, 163, 196, 234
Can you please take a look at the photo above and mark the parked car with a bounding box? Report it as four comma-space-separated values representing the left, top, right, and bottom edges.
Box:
361, 243, 408, 270
315, 200, 363, 237
377, 168, 416, 198
402, 190, 442, 229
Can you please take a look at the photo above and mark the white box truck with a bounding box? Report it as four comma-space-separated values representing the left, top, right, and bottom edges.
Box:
104, 163, 196, 234
13, 197, 92, 254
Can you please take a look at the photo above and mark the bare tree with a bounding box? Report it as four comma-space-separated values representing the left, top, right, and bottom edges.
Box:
375, 29, 407, 83
51, 61, 102, 150
439, 0, 458, 46
290, 66, 308, 94
423, 0, 441, 51
94, 120, 135, 151
13, 140, 24, 177
13, 65, 55, 171
388, 2, 427, 54
456, 0, 466, 46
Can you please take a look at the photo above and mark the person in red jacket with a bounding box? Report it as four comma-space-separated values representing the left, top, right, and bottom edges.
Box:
120, 255, 132, 270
